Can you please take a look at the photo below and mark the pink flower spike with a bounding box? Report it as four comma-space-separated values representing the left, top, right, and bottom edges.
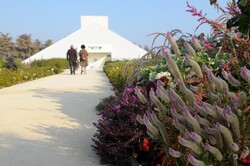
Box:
184, 54, 191, 64
188, 154, 206, 166
169, 148, 182, 158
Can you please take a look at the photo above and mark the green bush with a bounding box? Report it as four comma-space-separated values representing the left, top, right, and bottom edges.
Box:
0, 58, 68, 89
103, 60, 136, 93
30, 58, 68, 68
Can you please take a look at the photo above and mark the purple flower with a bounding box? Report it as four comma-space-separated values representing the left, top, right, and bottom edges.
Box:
182, 107, 201, 135
204, 143, 223, 161
184, 42, 196, 56
167, 32, 181, 57
134, 86, 147, 104
173, 116, 185, 132
216, 122, 234, 147
240, 66, 250, 83
169, 147, 182, 158
143, 114, 159, 139
190, 131, 202, 143
178, 136, 202, 154
184, 54, 203, 79
227, 73, 241, 87
187, 154, 206, 166
191, 36, 203, 50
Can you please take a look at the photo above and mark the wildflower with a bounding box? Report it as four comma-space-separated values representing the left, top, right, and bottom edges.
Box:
142, 138, 150, 152
207, 70, 224, 92
218, 77, 229, 91
184, 129, 192, 139
134, 86, 147, 104
155, 71, 171, 80
184, 41, 196, 56
166, 32, 181, 57
184, 54, 203, 78
164, 50, 183, 82
207, 92, 221, 104
241, 147, 250, 164
178, 136, 202, 154
187, 154, 206, 166
182, 107, 201, 135
230, 143, 240, 152
240, 66, 250, 83
171, 107, 185, 122
202, 63, 211, 74
173, 116, 186, 133
216, 122, 236, 150
191, 36, 203, 50
190, 131, 203, 144
202, 102, 219, 120
143, 114, 159, 139
149, 88, 167, 118
205, 126, 223, 149
156, 85, 170, 103
222, 107, 241, 141
168, 88, 185, 107
157, 80, 165, 87
227, 73, 241, 87
208, 135, 217, 145
169, 148, 182, 158
241, 153, 250, 164
178, 82, 196, 105
136, 115, 144, 124
194, 103, 208, 116
150, 111, 169, 145
194, 114, 210, 126
190, 85, 199, 92
204, 143, 223, 161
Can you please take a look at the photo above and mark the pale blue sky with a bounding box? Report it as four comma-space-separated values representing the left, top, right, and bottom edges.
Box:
0, 0, 229, 47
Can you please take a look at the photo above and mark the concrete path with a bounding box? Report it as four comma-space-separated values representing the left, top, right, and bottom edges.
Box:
0, 69, 114, 166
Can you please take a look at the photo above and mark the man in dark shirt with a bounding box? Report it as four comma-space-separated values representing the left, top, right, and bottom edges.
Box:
66, 45, 77, 74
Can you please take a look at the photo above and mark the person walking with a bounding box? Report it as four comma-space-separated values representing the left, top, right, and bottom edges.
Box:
79, 44, 88, 74
66, 45, 77, 74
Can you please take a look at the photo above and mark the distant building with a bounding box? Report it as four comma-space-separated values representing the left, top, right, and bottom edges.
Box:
23, 16, 147, 69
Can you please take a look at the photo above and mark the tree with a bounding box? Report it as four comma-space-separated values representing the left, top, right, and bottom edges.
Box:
0, 33, 15, 60
15, 34, 33, 60
43, 39, 53, 49
33, 39, 43, 54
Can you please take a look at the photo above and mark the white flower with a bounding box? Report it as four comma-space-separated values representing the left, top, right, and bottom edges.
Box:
155, 71, 171, 80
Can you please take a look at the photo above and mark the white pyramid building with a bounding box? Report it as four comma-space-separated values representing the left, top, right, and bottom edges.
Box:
23, 16, 147, 69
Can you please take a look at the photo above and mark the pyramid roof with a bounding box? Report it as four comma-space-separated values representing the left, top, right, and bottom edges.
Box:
23, 16, 147, 68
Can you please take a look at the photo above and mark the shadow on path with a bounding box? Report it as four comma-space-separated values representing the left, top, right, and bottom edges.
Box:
0, 69, 113, 166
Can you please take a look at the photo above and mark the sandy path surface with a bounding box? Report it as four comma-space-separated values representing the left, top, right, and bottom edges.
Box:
0, 69, 114, 166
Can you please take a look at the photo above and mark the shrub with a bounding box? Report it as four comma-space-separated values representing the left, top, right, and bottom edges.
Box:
131, 28, 249, 165
94, 1, 249, 165
0, 58, 68, 88
103, 60, 137, 93
92, 88, 163, 166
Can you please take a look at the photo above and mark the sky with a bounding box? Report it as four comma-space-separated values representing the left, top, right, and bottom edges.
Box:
0, 0, 229, 47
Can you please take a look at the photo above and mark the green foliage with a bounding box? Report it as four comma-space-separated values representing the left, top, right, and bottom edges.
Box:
30, 58, 68, 67
0, 32, 53, 60
138, 61, 168, 82
103, 60, 135, 93
0, 59, 68, 89
226, 0, 250, 38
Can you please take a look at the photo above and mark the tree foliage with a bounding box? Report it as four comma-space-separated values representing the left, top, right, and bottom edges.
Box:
0, 32, 53, 60
0, 33, 15, 60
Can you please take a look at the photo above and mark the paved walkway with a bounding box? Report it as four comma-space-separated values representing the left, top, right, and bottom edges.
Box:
0, 69, 114, 166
